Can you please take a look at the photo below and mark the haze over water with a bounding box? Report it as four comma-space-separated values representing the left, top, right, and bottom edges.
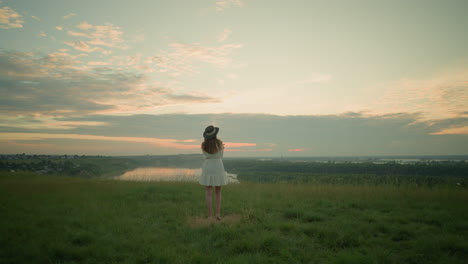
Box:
116, 167, 239, 183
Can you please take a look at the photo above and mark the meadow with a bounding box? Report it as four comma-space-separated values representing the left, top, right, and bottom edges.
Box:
1, 171, 467, 264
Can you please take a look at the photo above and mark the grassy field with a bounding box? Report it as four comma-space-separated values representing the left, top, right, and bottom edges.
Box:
1, 172, 467, 264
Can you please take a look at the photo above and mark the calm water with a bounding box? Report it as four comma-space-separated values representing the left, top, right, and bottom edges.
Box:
115, 167, 239, 183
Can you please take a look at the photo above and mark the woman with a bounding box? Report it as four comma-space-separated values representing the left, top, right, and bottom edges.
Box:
199, 125, 228, 220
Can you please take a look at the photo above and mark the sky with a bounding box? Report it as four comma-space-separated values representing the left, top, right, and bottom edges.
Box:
0, 0, 467, 156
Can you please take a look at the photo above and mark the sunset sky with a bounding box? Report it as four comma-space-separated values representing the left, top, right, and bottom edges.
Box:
1, 0, 467, 156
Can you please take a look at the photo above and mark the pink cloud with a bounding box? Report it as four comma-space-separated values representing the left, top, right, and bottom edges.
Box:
288, 148, 305, 152
225, 148, 272, 152
0, 6, 24, 29
224, 142, 256, 148
64, 40, 105, 53
0, 51, 219, 116
430, 126, 468, 135
62, 13, 77, 20
88, 61, 111, 66
65, 21, 127, 54
374, 69, 468, 120
0, 133, 199, 150
45, 121, 110, 129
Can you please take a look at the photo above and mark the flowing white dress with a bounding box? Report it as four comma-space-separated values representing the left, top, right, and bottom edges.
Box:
199, 149, 228, 186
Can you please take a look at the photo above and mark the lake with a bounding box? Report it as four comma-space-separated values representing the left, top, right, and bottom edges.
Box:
115, 167, 239, 183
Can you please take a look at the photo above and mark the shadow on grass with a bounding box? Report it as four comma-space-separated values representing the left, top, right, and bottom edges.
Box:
187, 214, 243, 228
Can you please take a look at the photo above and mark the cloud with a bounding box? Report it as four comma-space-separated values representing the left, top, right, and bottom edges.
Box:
64, 40, 106, 53
166, 94, 220, 103
0, 132, 200, 150
374, 68, 468, 120
430, 126, 468, 135
43, 121, 109, 130
0, 50, 87, 79
0, 115, 110, 130
0, 6, 24, 29
225, 148, 272, 152
65, 21, 127, 54
217, 28, 232, 42
62, 13, 77, 20
38, 31, 47, 38
0, 132, 260, 154
67, 30, 88, 37
215, 0, 244, 11
288, 148, 305, 152
31, 15, 40, 21
68, 21, 127, 49
151, 42, 243, 76
0, 51, 220, 117
224, 142, 256, 148
87, 61, 111, 66
1, 113, 466, 155
76, 21, 92, 30
56, 26, 63, 31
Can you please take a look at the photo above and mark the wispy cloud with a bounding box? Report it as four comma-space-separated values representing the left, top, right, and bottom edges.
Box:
166, 93, 220, 103
87, 61, 111, 66
217, 28, 232, 42
375, 69, 468, 120
430, 126, 468, 135
64, 40, 107, 53
215, 0, 244, 11
151, 42, 243, 76
288, 148, 305, 152
65, 21, 127, 54
0, 6, 24, 29
31, 15, 40, 21
0, 133, 200, 150
55, 26, 63, 31
0, 132, 261, 152
0, 115, 110, 130
62, 13, 77, 20
0, 51, 220, 117
0, 113, 466, 155
224, 142, 256, 148
225, 148, 272, 152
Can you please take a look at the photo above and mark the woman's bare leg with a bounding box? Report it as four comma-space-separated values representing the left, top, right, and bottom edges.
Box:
205, 186, 213, 218
215, 186, 222, 219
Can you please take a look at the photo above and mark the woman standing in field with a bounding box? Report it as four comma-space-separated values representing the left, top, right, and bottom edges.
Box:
200, 125, 228, 220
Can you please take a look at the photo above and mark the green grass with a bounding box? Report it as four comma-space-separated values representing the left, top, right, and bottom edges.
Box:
1, 172, 467, 264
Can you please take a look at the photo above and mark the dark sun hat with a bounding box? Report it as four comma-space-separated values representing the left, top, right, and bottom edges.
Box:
203, 125, 219, 139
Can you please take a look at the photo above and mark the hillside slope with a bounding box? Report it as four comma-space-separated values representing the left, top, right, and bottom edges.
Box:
1, 172, 467, 263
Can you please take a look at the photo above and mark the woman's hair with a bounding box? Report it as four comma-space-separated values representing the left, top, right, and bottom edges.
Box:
201, 137, 224, 154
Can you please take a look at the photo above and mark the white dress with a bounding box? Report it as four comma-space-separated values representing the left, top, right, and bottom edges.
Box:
199, 149, 228, 186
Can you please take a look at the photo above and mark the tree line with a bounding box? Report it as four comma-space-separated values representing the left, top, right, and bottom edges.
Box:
223, 160, 468, 187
